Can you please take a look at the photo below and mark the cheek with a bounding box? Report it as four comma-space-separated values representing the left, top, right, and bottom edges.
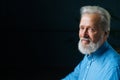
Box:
91, 34, 101, 42
79, 30, 83, 38
79, 30, 81, 37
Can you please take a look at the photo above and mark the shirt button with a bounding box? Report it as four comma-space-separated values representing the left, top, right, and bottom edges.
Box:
92, 59, 94, 61
87, 66, 89, 69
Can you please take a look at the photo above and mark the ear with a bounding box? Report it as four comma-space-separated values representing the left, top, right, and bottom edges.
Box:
105, 31, 109, 38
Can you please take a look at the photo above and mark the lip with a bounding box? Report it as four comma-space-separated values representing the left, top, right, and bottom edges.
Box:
81, 39, 90, 44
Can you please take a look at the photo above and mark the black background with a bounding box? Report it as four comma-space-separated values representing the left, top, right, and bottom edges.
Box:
1, 0, 120, 80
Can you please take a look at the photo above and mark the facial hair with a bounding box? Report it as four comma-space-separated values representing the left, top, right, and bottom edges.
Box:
78, 36, 102, 54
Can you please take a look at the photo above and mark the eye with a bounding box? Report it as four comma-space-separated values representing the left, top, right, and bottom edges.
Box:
88, 28, 96, 32
80, 26, 84, 30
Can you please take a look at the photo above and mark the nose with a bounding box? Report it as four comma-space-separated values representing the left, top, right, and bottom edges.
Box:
80, 28, 89, 38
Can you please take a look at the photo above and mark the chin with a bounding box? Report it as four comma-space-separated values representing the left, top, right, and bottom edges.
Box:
78, 38, 102, 54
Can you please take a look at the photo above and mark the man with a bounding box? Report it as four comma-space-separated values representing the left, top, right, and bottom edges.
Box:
62, 6, 120, 80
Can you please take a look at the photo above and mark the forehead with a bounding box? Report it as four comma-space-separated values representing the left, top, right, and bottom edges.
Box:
80, 13, 101, 25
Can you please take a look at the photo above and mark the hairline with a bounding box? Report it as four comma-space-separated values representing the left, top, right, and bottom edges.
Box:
80, 6, 111, 33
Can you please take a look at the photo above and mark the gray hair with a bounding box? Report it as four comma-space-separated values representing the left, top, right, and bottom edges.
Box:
80, 6, 111, 32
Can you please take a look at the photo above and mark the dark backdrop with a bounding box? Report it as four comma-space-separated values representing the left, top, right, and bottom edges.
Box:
1, 0, 120, 80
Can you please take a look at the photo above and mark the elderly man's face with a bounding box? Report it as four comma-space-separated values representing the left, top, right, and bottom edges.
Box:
79, 13, 105, 46
78, 13, 107, 54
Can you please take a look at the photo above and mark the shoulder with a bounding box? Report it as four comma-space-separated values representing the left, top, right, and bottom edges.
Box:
104, 45, 120, 67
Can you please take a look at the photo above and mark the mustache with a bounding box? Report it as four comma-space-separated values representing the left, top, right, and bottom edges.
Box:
80, 38, 91, 41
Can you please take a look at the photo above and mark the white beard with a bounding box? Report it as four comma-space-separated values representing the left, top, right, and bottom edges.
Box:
78, 37, 102, 54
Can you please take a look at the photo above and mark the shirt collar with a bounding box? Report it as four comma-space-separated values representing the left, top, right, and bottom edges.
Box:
86, 41, 108, 61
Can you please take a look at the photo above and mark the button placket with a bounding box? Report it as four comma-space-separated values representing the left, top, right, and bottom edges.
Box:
82, 60, 92, 80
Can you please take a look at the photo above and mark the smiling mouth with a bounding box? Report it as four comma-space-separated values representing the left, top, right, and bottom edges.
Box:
81, 38, 90, 44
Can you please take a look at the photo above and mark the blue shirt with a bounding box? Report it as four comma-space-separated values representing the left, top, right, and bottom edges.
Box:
62, 41, 120, 80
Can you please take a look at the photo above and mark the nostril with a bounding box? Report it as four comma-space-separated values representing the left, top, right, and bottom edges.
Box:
83, 33, 89, 38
